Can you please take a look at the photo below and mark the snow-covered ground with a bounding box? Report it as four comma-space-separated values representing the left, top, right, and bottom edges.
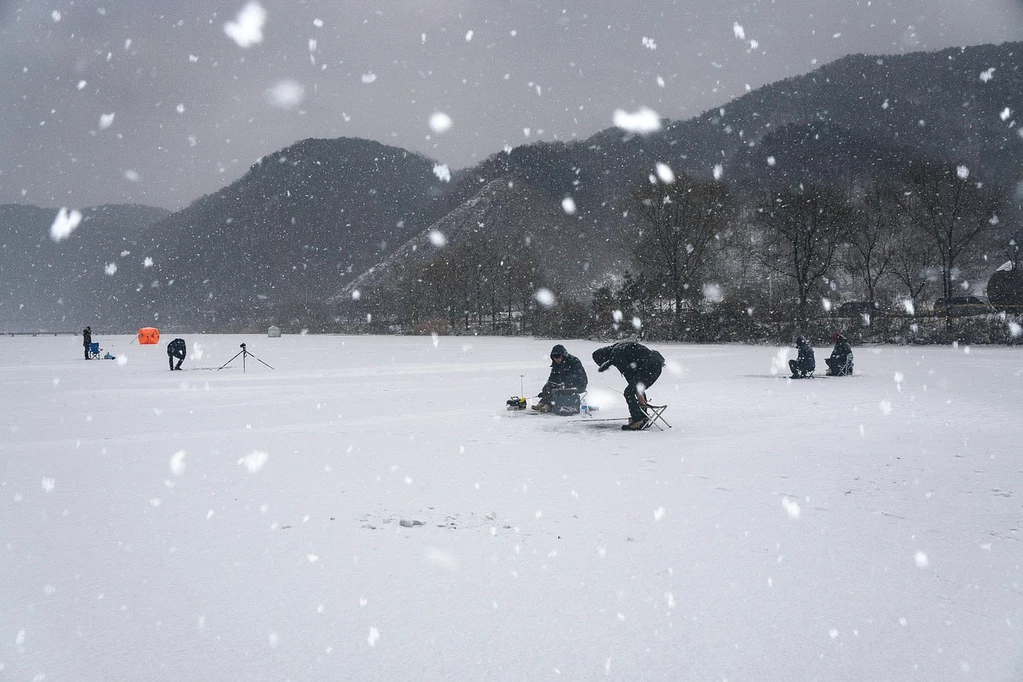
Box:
2, 334, 1021, 680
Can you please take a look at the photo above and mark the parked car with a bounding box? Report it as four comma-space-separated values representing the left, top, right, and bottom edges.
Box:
836, 301, 880, 318
932, 296, 996, 317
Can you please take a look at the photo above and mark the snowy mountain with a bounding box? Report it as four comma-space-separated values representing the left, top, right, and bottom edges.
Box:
5, 41, 1022, 333
132, 138, 448, 331
0, 203, 169, 332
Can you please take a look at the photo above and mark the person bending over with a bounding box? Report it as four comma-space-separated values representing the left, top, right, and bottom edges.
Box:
592, 341, 665, 431
167, 338, 187, 371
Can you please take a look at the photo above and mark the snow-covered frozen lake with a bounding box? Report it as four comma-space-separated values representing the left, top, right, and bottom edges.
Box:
2, 334, 1021, 680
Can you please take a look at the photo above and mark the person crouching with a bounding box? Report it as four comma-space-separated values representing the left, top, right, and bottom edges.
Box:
167, 338, 187, 370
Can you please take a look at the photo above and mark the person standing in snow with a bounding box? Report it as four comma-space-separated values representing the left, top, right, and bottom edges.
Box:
533, 344, 588, 414
167, 337, 187, 370
82, 326, 92, 360
591, 340, 665, 430
788, 336, 815, 378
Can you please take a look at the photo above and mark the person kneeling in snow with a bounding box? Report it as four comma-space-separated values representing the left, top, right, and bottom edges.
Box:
167, 337, 187, 371
825, 333, 854, 376
789, 336, 815, 378
591, 341, 664, 430
533, 344, 588, 415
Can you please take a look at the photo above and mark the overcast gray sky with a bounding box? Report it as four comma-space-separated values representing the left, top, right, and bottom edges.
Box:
2, 0, 1022, 210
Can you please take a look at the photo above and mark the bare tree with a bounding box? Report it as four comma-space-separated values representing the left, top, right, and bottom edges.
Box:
755, 184, 855, 322
844, 184, 899, 304
902, 160, 1001, 302
632, 173, 733, 332
888, 215, 939, 313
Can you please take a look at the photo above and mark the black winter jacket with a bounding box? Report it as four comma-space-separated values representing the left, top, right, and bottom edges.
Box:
547, 351, 588, 391
796, 339, 815, 370
592, 341, 665, 385
830, 336, 852, 362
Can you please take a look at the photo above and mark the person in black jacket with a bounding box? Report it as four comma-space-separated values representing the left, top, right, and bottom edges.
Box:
533, 344, 588, 414
167, 337, 187, 370
592, 341, 665, 430
788, 337, 815, 378
825, 333, 854, 376
82, 326, 92, 360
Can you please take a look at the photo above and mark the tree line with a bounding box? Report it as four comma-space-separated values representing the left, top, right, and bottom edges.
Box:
330, 156, 1021, 343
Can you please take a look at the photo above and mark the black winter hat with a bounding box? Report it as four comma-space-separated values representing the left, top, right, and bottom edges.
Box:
550, 344, 567, 358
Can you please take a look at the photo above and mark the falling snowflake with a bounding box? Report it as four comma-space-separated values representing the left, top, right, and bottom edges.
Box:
428, 230, 447, 247
224, 2, 266, 48
956, 165, 970, 180
361, 73, 377, 84
914, 551, 929, 568
655, 162, 675, 184
535, 288, 556, 308
561, 196, 577, 215
612, 107, 661, 134
170, 450, 186, 476
642, 36, 657, 50
367, 627, 380, 647
238, 450, 269, 473
712, 164, 724, 180
351, 289, 361, 301
432, 164, 450, 182
104, 263, 118, 276
703, 283, 724, 303
732, 22, 745, 40
429, 112, 453, 134
979, 68, 995, 82
99, 113, 115, 129
782, 497, 800, 519
264, 80, 305, 109
50, 208, 82, 242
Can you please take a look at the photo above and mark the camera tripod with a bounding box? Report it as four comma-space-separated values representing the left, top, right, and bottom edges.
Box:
216, 343, 275, 372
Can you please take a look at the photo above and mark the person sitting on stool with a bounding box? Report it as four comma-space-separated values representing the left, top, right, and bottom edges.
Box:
789, 336, 815, 378
533, 344, 588, 414
167, 338, 187, 370
825, 332, 854, 376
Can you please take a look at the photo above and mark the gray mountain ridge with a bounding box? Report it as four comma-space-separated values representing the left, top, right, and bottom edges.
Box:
3, 40, 1021, 332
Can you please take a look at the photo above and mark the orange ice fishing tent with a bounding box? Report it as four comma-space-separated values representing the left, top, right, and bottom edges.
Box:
138, 327, 160, 344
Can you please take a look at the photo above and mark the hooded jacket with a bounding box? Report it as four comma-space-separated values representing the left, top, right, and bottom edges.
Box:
546, 344, 588, 391
831, 335, 852, 362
